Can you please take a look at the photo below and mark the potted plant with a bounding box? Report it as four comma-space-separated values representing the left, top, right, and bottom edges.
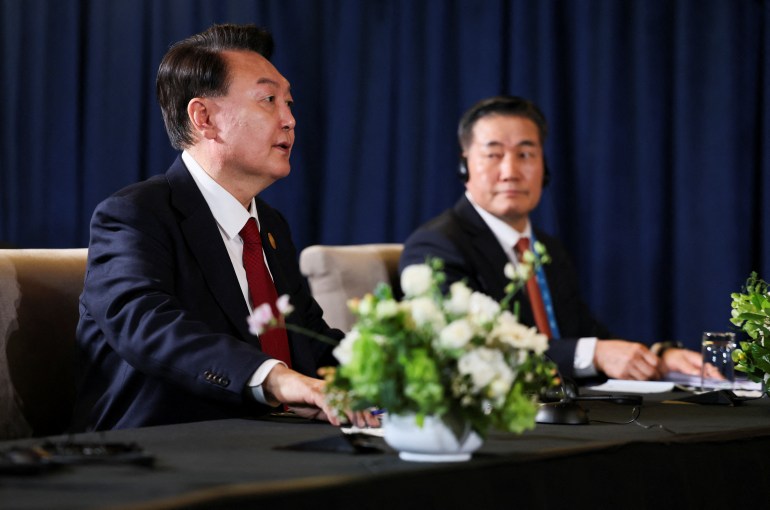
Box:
323, 252, 557, 462
249, 249, 557, 462
731, 271, 770, 394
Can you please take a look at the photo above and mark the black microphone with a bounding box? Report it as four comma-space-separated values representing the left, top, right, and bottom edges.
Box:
536, 369, 643, 425
536, 375, 590, 425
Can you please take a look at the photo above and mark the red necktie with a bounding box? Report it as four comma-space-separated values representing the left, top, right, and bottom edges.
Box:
240, 218, 292, 367
514, 238, 553, 337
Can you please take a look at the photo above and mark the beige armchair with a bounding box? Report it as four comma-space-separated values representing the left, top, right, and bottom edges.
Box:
299, 244, 403, 332
0, 249, 87, 439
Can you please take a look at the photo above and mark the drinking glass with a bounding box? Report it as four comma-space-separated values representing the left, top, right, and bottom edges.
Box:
700, 332, 736, 391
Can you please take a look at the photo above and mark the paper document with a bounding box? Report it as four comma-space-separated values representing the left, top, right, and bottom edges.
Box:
341, 426, 385, 437
587, 379, 675, 394
664, 371, 763, 392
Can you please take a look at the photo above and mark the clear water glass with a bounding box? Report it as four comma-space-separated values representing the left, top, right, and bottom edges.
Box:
700, 332, 736, 391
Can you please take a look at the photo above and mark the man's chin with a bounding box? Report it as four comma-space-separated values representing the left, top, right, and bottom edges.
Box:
492, 202, 534, 218
491, 206, 533, 228
268, 164, 292, 180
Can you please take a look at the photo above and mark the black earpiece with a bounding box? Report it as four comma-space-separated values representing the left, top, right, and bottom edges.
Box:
458, 157, 469, 182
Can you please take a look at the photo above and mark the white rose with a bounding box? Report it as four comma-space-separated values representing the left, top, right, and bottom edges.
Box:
491, 311, 548, 354
468, 292, 501, 326
458, 347, 513, 397
444, 281, 472, 315
489, 375, 513, 401
409, 297, 446, 330
375, 299, 399, 319
438, 319, 475, 349
333, 330, 360, 365
357, 295, 374, 316
516, 264, 532, 282
401, 264, 433, 297
504, 263, 516, 280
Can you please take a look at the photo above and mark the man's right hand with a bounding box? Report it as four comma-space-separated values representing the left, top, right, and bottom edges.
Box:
261, 364, 379, 428
593, 340, 662, 380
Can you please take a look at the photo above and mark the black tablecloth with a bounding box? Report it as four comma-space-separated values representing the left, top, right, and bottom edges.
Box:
2, 391, 769, 509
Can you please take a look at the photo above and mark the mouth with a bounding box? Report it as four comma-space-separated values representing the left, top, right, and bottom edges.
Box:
273, 141, 292, 155
497, 189, 528, 197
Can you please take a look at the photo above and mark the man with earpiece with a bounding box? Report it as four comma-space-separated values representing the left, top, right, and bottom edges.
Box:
399, 95, 704, 382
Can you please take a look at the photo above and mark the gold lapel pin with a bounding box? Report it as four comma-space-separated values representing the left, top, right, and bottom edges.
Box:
268, 233, 277, 249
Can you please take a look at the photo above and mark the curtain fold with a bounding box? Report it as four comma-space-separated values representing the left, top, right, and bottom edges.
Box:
2, 0, 768, 348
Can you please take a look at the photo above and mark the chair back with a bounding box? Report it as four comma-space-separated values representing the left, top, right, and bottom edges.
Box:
299, 244, 403, 332
0, 248, 87, 439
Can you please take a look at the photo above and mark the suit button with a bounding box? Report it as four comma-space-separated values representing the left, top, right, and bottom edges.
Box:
222, 378, 230, 387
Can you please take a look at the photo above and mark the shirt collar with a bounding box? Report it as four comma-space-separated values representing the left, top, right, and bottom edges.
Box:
182, 151, 259, 239
465, 191, 532, 252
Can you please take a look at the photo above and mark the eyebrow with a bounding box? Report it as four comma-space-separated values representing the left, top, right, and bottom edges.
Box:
481, 140, 539, 149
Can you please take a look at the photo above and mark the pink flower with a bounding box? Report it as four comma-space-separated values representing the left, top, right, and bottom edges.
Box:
247, 303, 275, 335
276, 294, 295, 315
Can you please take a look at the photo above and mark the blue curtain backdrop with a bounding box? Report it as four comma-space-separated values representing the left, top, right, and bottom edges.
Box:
2, 0, 768, 350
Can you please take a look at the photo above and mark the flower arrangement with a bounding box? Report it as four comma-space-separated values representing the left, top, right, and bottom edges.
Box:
248, 246, 558, 440
730, 271, 770, 392
324, 250, 557, 439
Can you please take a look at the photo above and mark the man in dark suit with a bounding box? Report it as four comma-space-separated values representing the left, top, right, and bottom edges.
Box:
400, 96, 703, 381
71, 24, 376, 431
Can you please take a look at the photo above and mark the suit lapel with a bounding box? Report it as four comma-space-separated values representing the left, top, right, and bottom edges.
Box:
452, 197, 535, 325
452, 198, 517, 300
166, 158, 255, 344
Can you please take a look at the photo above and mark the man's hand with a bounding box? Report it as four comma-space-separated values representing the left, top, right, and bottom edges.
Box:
659, 348, 702, 376
261, 364, 379, 428
659, 348, 724, 379
594, 340, 662, 380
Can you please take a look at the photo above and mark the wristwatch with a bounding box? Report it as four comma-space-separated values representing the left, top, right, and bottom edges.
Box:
651, 340, 684, 357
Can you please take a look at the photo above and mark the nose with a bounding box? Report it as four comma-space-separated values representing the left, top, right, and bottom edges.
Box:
282, 104, 296, 131
499, 154, 520, 180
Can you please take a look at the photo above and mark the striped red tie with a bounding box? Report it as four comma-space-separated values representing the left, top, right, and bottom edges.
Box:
240, 218, 292, 367
514, 238, 552, 337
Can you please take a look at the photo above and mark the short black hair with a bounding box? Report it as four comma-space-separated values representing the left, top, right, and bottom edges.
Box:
457, 95, 548, 151
156, 24, 274, 150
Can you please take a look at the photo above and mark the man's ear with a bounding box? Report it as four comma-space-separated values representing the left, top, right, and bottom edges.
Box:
187, 98, 217, 141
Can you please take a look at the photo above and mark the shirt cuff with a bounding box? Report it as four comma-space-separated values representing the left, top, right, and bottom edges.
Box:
248, 359, 285, 405
574, 337, 599, 378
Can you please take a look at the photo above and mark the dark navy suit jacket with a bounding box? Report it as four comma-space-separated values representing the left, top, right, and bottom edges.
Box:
400, 196, 611, 379
71, 157, 340, 431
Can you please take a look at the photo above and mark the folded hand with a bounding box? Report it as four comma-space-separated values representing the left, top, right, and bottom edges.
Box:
594, 339, 662, 380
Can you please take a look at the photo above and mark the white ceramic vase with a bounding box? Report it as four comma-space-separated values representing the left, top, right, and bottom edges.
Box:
383, 414, 483, 462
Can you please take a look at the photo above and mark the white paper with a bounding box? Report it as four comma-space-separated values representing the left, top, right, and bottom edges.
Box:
663, 371, 763, 392
341, 425, 385, 437
586, 379, 675, 394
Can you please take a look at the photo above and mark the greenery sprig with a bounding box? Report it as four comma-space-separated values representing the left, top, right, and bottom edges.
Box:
730, 272, 770, 387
